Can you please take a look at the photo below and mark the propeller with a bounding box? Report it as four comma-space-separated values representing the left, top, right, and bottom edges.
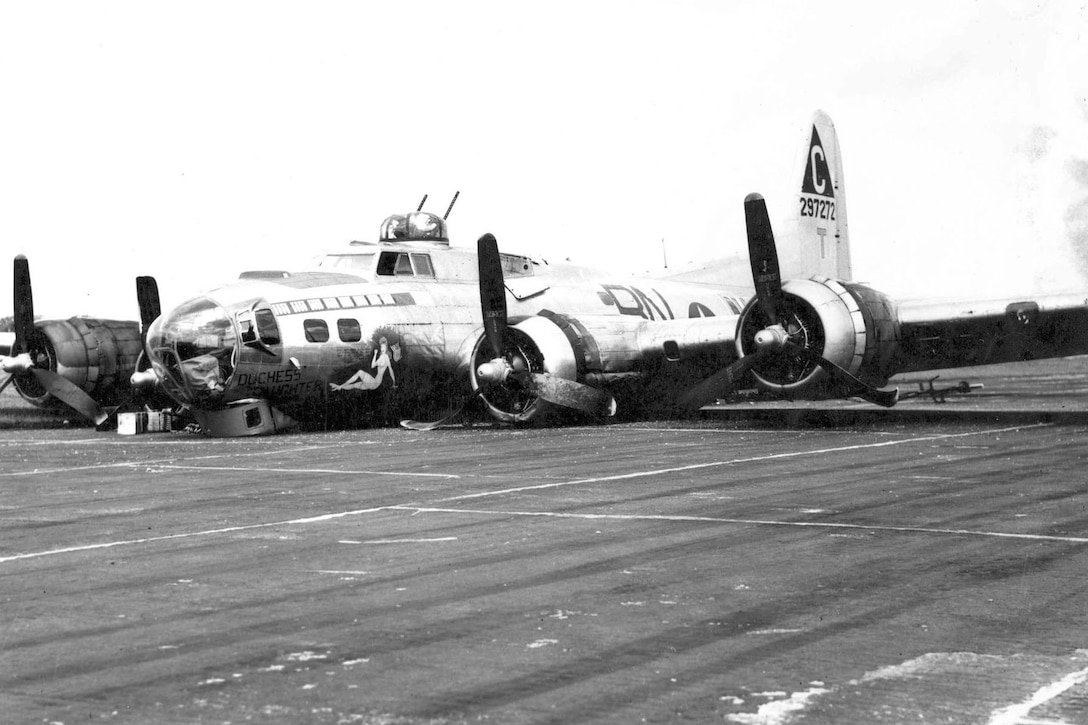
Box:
477, 233, 508, 360
1, 255, 109, 425
401, 234, 616, 430
130, 275, 162, 389
474, 233, 616, 417
400, 388, 486, 432
136, 276, 161, 332
679, 194, 898, 409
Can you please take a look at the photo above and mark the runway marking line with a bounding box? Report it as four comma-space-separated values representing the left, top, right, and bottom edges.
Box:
0, 441, 384, 477
154, 465, 459, 479
988, 664, 1088, 725
0, 424, 1042, 481
0, 507, 390, 563
0, 422, 1065, 564
437, 423, 1051, 502
388, 506, 1088, 545
339, 537, 458, 544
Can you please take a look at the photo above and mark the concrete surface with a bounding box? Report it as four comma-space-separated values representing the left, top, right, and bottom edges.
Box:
2, 359, 1088, 724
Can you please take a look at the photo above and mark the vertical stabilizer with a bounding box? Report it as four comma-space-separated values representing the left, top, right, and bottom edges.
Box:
779, 110, 852, 281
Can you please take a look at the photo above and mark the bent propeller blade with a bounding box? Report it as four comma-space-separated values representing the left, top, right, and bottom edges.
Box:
30, 368, 109, 425
401, 389, 486, 431
677, 352, 765, 410
784, 341, 899, 408
527, 373, 617, 417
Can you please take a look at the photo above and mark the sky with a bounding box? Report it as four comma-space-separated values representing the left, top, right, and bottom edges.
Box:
1, 0, 1086, 319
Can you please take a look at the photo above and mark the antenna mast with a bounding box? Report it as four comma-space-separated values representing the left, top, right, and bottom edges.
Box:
416, 194, 428, 212
444, 191, 460, 220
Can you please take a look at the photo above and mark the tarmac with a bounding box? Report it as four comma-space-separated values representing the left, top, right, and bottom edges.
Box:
2, 357, 1088, 724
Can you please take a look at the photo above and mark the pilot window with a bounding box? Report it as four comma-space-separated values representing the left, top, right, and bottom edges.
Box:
304, 319, 330, 343
255, 309, 281, 345
376, 251, 435, 277
318, 253, 375, 273
411, 253, 434, 276
337, 318, 362, 343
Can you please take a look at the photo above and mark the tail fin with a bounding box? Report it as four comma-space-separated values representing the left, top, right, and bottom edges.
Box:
778, 110, 852, 281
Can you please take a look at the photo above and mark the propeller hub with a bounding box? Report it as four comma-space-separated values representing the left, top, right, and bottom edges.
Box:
753, 325, 789, 353
476, 359, 512, 385
1, 352, 33, 374
130, 369, 160, 389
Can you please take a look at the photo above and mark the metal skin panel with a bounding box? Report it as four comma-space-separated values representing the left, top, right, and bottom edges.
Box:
734, 278, 900, 396
148, 252, 750, 429
895, 293, 1088, 373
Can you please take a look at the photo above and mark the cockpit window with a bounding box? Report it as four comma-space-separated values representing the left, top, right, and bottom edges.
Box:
411, 253, 434, 276
255, 309, 280, 345
377, 251, 434, 277
317, 253, 375, 274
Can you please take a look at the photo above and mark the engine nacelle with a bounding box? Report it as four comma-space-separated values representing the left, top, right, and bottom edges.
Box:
469, 315, 580, 423
11, 318, 143, 408
735, 278, 900, 397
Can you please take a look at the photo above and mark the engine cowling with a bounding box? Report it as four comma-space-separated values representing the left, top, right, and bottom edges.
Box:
469, 315, 580, 423
12, 318, 143, 408
735, 278, 900, 397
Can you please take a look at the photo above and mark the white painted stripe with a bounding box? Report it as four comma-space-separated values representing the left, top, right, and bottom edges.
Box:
156, 465, 459, 479
988, 665, 1088, 725
310, 570, 369, 575
340, 537, 458, 544
439, 424, 1051, 502
0, 443, 362, 477
0, 423, 1059, 565
0, 506, 392, 563
390, 505, 1088, 545
0, 458, 457, 480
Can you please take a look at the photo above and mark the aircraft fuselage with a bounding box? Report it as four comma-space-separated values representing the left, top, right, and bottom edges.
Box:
145, 237, 751, 434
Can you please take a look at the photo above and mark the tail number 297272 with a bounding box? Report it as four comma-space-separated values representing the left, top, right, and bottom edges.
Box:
800, 197, 836, 220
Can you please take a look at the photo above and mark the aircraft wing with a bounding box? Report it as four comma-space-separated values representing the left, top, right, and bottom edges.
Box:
895, 293, 1088, 373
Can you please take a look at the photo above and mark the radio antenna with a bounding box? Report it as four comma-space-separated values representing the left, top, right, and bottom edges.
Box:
416, 194, 428, 212
444, 191, 460, 220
